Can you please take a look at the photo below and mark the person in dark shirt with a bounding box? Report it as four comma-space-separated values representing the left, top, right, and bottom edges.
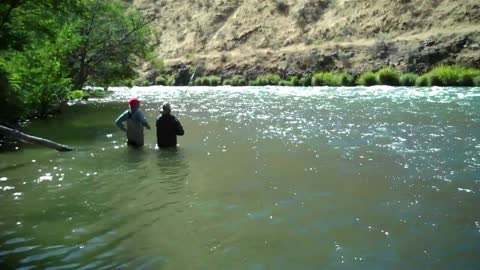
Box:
156, 103, 184, 148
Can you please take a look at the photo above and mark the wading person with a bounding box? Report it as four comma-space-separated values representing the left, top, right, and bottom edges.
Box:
115, 98, 151, 146
156, 103, 184, 148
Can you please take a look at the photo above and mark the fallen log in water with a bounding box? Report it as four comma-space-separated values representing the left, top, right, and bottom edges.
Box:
0, 125, 74, 152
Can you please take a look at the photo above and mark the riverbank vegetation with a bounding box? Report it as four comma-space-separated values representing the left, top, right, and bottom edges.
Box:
154, 65, 478, 88
0, 0, 155, 122
128, 63, 479, 88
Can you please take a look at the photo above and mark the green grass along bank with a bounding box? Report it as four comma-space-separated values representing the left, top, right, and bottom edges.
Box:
135, 66, 480, 87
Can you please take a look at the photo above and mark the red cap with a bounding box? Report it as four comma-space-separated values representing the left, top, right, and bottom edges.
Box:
129, 98, 140, 106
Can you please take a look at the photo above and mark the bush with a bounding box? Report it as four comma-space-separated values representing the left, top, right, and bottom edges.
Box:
124, 80, 133, 88
167, 76, 176, 86
249, 74, 282, 86
279, 80, 293, 86
276, 0, 289, 13
458, 73, 474, 86
223, 75, 247, 86
399, 73, 418, 86
428, 66, 458, 86
421, 65, 480, 86
133, 78, 150, 86
356, 72, 377, 86
338, 73, 354, 86
300, 75, 312, 86
289, 76, 301, 86
193, 77, 203, 86
377, 67, 400, 86
3, 45, 72, 116
222, 79, 233, 85
155, 76, 167, 85
312, 72, 338, 86
208, 76, 221, 86
415, 75, 429, 86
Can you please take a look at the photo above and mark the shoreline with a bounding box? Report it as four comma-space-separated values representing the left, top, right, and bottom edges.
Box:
131, 65, 480, 88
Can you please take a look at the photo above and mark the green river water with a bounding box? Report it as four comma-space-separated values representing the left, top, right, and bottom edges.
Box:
1, 86, 480, 269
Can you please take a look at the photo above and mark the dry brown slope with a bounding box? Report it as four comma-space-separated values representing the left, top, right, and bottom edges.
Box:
134, 0, 480, 76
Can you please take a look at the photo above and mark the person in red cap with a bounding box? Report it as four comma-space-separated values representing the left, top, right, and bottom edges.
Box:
115, 98, 151, 146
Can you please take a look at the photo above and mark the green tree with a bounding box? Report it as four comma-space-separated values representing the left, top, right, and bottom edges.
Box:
0, 0, 155, 120
66, 0, 154, 89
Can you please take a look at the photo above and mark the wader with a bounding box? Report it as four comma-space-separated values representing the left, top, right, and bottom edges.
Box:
127, 112, 144, 146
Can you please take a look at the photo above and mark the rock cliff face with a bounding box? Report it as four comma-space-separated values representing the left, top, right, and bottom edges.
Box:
134, 0, 480, 78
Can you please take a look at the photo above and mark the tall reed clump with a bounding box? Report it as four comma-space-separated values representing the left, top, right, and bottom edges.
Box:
356, 71, 377, 86
421, 65, 480, 86
415, 75, 429, 86
377, 67, 400, 86
311, 72, 354, 86
208, 76, 221, 86
155, 76, 167, 86
249, 74, 282, 86
312, 72, 337, 86
300, 74, 312, 86
223, 75, 247, 86
194, 76, 221, 86
279, 76, 303, 86
399, 73, 418, 86
338, 73, 355, 86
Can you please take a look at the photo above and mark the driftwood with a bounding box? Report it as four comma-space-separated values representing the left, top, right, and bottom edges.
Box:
0, 125, 74, 152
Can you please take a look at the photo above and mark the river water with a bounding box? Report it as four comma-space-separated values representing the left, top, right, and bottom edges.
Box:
1, 86, 479, 269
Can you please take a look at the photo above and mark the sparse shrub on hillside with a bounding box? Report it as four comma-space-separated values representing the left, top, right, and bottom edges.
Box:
276, 0, 289, 13
377, 68, 400, 86
293, 0, 332, 26
399, 73, 418, 86
371, 40, 397, 59
356, 72, 377, 86
220, 54, 228, 63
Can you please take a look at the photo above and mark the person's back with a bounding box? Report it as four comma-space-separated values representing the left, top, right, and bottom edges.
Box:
115, 98, 151, 146
156, 103, 184, 148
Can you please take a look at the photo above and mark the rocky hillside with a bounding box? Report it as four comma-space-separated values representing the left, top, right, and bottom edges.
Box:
134, 0, 480, 78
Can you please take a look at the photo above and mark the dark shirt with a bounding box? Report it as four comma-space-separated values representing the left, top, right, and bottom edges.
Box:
156, 114, 184, 147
